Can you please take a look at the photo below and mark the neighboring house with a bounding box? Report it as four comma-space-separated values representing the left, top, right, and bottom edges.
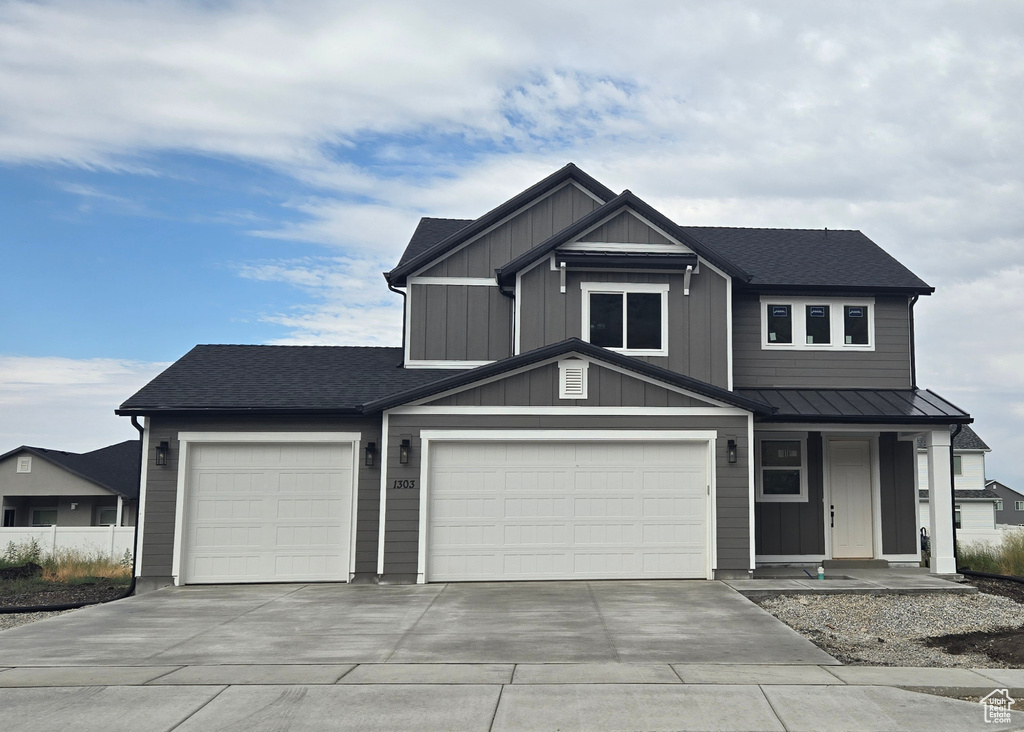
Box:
117, 163, 970, 591
0, 440, 139, 529
988, 480, 1024, 527
918, 425, 999, 544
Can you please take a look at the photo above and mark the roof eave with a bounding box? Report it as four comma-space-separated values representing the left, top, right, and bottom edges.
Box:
115, 406, 366, 417
738, 283, 935, 296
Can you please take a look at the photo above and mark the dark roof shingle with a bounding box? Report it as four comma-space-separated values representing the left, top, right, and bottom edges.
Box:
914, 423, 990, 450
0, 441, 140, 499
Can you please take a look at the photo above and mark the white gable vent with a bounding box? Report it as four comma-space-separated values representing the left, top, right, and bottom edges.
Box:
558, 360, 589, 400
16, 456, 31, 473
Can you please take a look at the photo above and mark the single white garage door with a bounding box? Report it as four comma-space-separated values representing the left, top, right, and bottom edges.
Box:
427, 439, 709, 581
183, 442, 354, 583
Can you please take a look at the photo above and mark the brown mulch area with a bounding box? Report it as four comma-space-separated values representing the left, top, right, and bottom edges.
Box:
925, 575, 1024, 665
0, 580, 129, 609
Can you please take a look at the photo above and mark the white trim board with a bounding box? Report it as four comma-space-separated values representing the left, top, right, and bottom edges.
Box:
390, 406, 752, 417
407, 277, 498, 287
376, 411, 390, 576
171, 431, 362, 586
134, 417, 150, 578
403, 360, 495, 370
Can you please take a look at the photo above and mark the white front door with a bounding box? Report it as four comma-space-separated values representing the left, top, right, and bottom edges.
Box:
829, 439, 873, 559
426, 439, 710, 581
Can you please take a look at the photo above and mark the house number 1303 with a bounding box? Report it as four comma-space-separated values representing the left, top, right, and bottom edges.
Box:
392, 479, 416, 489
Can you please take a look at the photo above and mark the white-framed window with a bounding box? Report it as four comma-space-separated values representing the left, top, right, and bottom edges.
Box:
1015, 501, 1023, 512
761, 297, 875, 351
30, 507, 57, 526
755, 435, 808, 502
581, 282, 669, 357
996, 500, 1003, 511
97, 507, 118, 526
953, 455, 963, 476
955, 505, 962, 530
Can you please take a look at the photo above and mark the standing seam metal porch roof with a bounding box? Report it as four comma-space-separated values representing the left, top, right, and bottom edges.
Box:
736, 388, 971, 424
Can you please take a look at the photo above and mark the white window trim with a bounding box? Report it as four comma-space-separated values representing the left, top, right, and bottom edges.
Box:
16, 456, 31, 473
760, 296, 875, 351
953, 455, 963, 476
995, 500, 1003, 511
581, 281, 669, 357
755, 434, 809, 503
97, 506, 118, 526
1016, 501, 1024, 512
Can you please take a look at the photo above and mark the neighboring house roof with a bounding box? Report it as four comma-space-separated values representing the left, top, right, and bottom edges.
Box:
363, 338, 775, 414
117, 346, 451, 414
919, 488, 999, 501
914, 423, 990, 450
0, 440, 140, 499
680, 227, 933, 294
387, 163, 617, 286
394, 217, 473, 270
494, 191, 751, 285
737, 388, 971, 425
987, 480, 1024, 499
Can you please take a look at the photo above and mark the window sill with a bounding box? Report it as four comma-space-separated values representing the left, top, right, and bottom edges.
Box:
756, 494, 808, 503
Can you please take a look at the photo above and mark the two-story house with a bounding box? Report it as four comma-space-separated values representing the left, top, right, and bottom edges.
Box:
917, 425, 999, 544
117, 164, 969, 591
988, 480, 1024, 527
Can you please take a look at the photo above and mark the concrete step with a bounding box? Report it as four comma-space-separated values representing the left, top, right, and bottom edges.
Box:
822, 559, 890, 569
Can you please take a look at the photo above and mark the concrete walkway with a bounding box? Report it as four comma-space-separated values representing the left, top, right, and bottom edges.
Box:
0, 580, 1020, 731
723, 566, 977, 598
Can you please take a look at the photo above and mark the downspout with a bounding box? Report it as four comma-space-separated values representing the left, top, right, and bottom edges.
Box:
0, 418, 143, 614
951, 423, 963, 568
386, 275, 407, 368
909, 295, 920, 389
497, 277, 515, 359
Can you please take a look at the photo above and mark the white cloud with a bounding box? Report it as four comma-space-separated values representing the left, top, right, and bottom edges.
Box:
0, 356, 169, 453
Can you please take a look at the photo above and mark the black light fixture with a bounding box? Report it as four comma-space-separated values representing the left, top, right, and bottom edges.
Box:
155, 440, 170, 466
727, 439, 737, 464
399, 439, 411, 465
364, 442, 376, 467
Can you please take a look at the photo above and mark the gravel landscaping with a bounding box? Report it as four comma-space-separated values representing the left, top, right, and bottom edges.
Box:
755, 589, 1024, 667
0, 608, 78, 633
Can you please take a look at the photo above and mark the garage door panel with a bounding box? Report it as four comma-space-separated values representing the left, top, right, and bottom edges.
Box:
184, 442, 353, 584
428, 439, 709, 581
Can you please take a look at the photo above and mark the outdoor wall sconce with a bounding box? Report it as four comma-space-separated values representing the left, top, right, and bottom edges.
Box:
727, 439, 737, 464
399, 439, 411, 465
155, 441, 170, 466
364, 442, 376, 467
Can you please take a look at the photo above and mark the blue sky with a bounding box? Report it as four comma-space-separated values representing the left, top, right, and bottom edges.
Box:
1, 0, 1023, 488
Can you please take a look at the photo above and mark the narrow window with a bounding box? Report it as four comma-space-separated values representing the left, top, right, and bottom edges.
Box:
766, 304, 792, 344
844, 305, 869, 345
805, 305, 831, 344
996, 500, 1003, 511
1015, 501, 1023, 512
953, 455, 963, 476
626, 293, 662, 350
2, 508, 14, 527
760, 440, 803, 498
589, 293, 623, 347
954, 505, 962, 530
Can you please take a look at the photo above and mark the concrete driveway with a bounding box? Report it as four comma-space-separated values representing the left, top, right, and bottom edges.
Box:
0, 580, 835, 666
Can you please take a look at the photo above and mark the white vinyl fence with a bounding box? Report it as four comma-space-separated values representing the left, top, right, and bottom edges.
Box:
0, 526, 134, 559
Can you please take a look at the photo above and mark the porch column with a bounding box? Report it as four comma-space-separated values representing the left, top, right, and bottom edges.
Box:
926, 428, 956, 574
116, 496, 123, 527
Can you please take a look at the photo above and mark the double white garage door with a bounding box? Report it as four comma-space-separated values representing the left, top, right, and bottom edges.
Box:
178, 434, 711, 584
425, 438, 711, 582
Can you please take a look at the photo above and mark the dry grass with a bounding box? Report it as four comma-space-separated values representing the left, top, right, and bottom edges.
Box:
958, 532, 1024, 576
2, 539, 131, 583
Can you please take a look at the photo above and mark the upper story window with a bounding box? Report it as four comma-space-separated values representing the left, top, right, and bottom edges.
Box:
761, 297, 875, 351
581, 282, 669, 357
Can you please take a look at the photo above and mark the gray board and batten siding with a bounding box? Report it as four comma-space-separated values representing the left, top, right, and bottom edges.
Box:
382, 413, 752, 577
139, 415, 383, 582
518, 266, 730, 388
408, 284, 511, 362
418, 182, 602, 278
427, 361, 703, 408
754, 431, 917, 557
732, 293, 913, 389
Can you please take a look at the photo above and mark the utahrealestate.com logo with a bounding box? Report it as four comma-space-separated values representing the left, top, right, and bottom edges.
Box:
981, 689, 1015, 724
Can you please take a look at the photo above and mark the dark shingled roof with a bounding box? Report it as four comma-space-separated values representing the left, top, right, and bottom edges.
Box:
680, 227, 933, 293
117, 346, 451, 414
736, 388, 971, 424
390, 165, 933, 294
396, 218, 472, 269
915, 424, 990, 450
919, 488, 999, 501
0, 441, 140, 499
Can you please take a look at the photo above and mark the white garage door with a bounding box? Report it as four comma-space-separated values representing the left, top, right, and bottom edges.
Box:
427, 439, 709, 581
183, 442, 354, 583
